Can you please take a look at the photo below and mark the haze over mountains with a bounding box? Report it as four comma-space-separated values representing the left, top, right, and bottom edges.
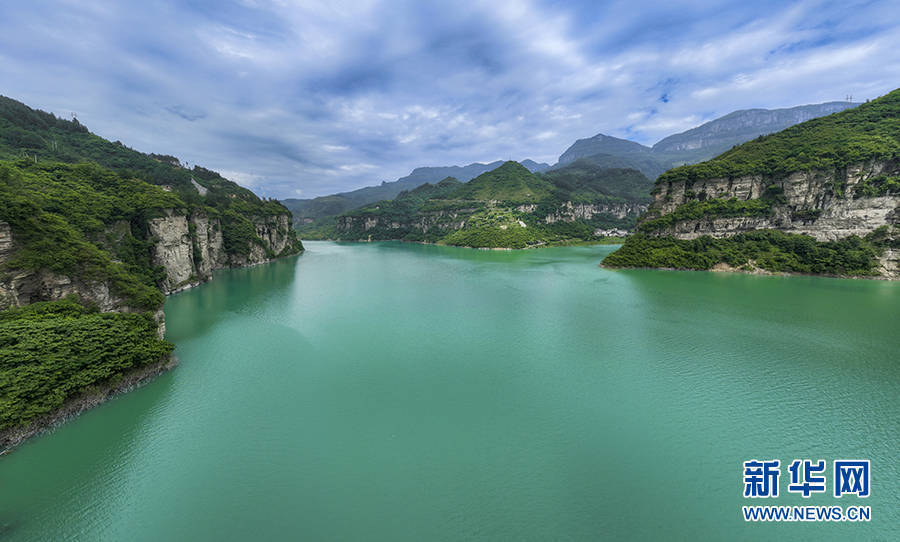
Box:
283, 100, 859, 225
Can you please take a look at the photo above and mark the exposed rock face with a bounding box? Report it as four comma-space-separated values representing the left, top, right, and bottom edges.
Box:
648, 160, 900, 242
652, 102, 858, 154
0, 220, 135, 312
148, 212, 197, 292
335, 201, 648, 238
543, 202, 648, 224
0, 267, 129, 312
336, 208, 473, 235
0, 210, 300, 314
148, 211, 297, 293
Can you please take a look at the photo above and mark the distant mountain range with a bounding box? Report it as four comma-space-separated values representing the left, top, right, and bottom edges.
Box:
603, 89, 900, 279
555, 101, 859, 179
283, 100, 859, 228
327, 161, 652, 248
283, 159, 550, 223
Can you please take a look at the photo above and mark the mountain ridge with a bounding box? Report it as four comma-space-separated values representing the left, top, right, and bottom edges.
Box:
325, 161, 652, 248
283, 159, 550, 224
286, 99, 862, 232
553, 101, 860, 179
603, 90, 899, 279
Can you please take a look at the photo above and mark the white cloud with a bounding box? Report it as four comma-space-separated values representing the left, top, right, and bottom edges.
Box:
1, 0, 898, 198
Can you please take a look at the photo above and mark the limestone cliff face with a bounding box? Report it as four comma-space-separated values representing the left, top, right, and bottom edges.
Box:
0, 220, 137, 313
149, 211, 297, 293
336, 207, 475, 235
0, 210, 300, 315
148, 212, 197, 292
643, 159, 899, 278
648, 160, 900, 241
541, 201, 648, 224
335, 201, 647, 237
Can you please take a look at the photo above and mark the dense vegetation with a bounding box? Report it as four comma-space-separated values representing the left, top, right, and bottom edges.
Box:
322, 162, 650, 247
0, 96, 299, 260
1, 96, 282, 210
603, 91, 899, 278
655, 90, 900, 186
540, 161, 653, 203
603, 229, 891, 276
637, 198, 773, 233
449, 162, 555, 202
854, 174, 900, 198
0, 95, 301, 434
0, 297, 173, 431
0, 160, 177, 309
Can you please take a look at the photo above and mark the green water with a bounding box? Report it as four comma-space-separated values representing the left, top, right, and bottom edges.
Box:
1, 241, 897, 540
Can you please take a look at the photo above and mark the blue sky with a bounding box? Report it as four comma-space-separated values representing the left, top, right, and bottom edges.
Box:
1, 0, 898, 199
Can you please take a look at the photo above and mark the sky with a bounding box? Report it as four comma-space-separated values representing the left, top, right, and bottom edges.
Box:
1, 0, 899, 199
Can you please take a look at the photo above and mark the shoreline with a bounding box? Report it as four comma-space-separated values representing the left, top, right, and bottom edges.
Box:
0, 354, 179, 455
1, 251, 305, 456
599, 262, 894, 281
302, 237, 626, 250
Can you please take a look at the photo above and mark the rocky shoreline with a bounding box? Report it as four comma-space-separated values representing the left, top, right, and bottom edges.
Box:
0, 354, 179, 455
600, 261, 894, 281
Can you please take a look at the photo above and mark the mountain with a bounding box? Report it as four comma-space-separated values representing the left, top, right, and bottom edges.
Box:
288, 100, 854, 235
603, 90, 899, 279
0, 95, 303, 450
520, 159, 552, 173
282, 159, 550, 225
325, 161, 651, 248
651, 101, 859, 156
553, 152, 670, 181
553, 101, 861, 180
557, 134, 651, 166
395, 176, 464, 201
449, 161, 555, 202
541, 160, 654, 202
287, 100, 860, 235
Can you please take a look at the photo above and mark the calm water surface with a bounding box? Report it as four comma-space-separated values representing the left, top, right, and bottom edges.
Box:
1, 241, 897, 540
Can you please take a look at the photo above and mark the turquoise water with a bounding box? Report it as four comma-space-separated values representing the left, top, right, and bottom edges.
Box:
0, 241, 897, 540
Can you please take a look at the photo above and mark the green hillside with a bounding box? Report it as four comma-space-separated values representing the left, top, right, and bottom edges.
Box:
655, 90, 900, 186
321, 161, 650, 248
604, 90, 900, 277
396, 176, 463, 201
447, 161, 554, 202
540, 161, 653, 203
0, 96, 286, 215
0, 96, 302, 435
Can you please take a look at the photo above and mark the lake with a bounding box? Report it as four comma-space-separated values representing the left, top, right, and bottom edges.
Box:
0, 241, 897, 540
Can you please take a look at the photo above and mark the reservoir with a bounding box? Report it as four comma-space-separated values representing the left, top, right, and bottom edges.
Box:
0, 241, 897, 540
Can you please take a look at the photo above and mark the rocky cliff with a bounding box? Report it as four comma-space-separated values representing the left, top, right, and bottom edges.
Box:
1, 211, 301, 316
635, 160, 899, 278
335, 200, 648, 238
647, 160, 899, 241
540, 201, 649, 224
148, 211, 296, 294
0, 220, 137, 314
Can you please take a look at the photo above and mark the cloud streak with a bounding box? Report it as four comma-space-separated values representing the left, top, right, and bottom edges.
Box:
1, 0, 898, 198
